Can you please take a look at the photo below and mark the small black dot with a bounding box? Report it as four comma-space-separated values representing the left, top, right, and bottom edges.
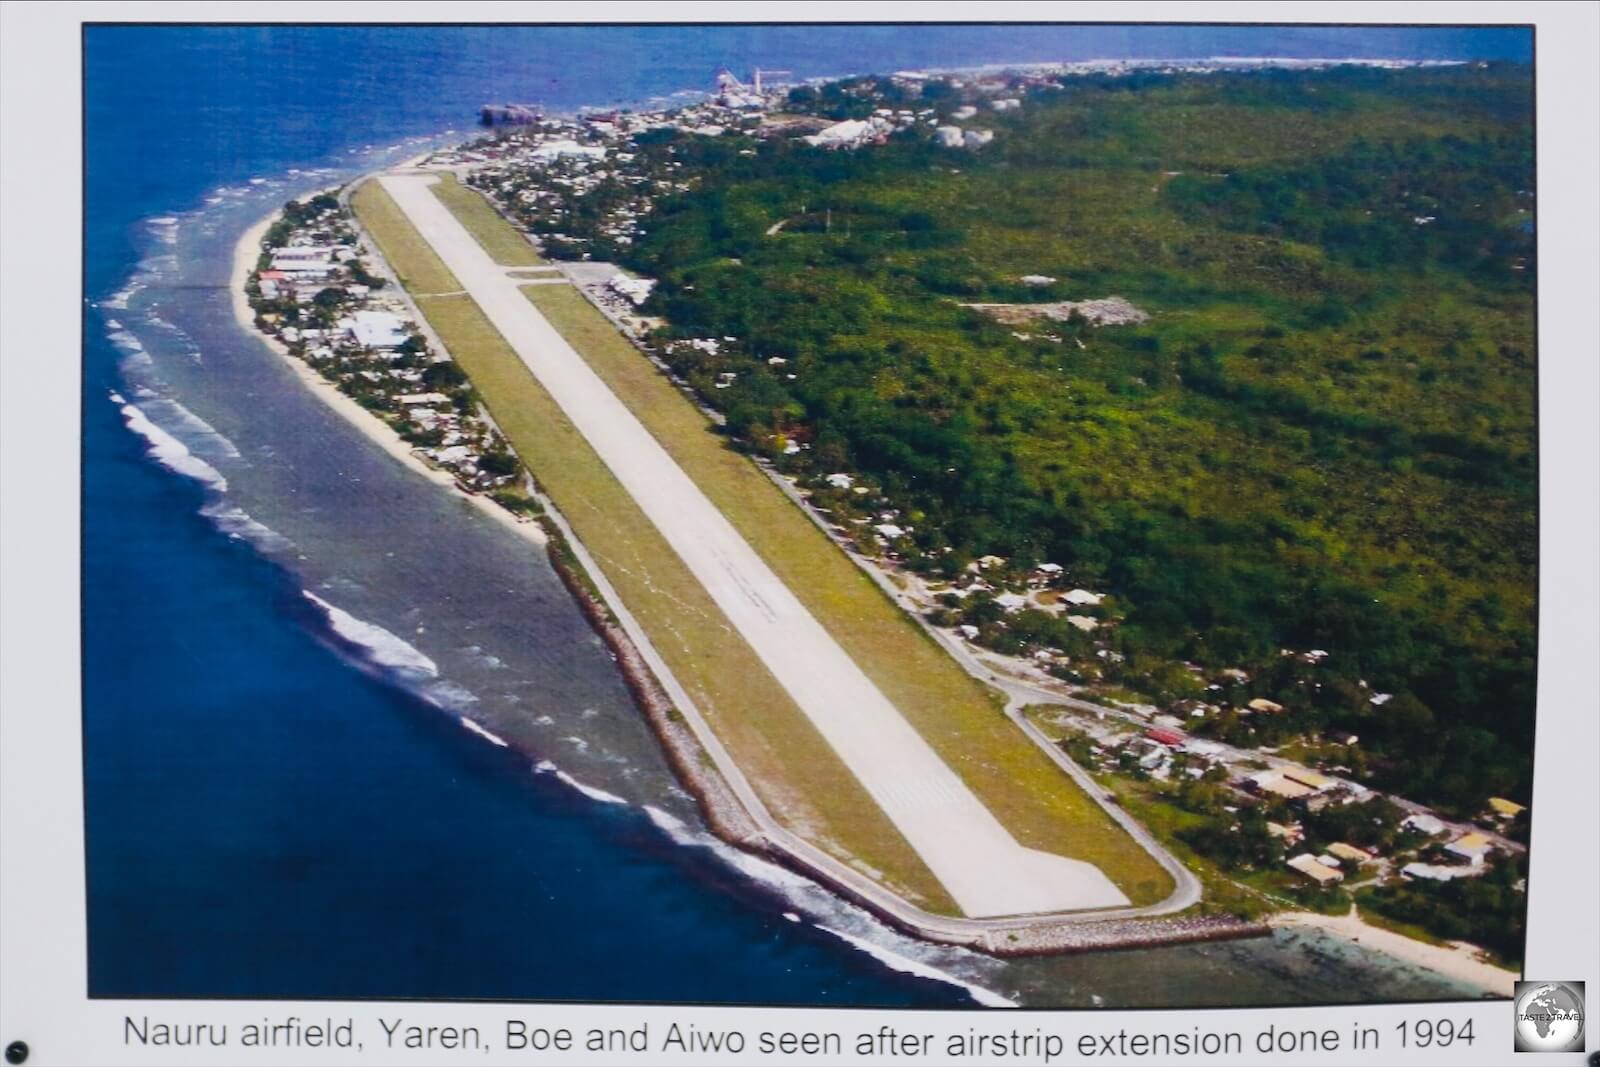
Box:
4, 1040, 29, 1066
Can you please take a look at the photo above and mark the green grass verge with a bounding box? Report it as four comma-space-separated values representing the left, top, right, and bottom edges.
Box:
350, 181, 459, 295
523, 282, 1175, 907
351, 187, 953, 911
429, 173, 547, 266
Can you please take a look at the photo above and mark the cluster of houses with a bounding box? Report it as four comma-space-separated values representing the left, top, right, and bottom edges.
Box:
1059, 712, 1522, 894
453, 115, 686, 258
248, 199, 522, 500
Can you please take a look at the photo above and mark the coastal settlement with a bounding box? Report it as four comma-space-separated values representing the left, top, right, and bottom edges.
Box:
241, 59, 1529, 978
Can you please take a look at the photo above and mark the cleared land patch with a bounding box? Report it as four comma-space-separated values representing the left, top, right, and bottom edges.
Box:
523, 281, 1174, 907
353, 182, 955, 913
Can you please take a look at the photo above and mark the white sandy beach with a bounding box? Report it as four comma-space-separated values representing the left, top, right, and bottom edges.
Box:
228, 202, 547, 552
1273, 907, 1518, 997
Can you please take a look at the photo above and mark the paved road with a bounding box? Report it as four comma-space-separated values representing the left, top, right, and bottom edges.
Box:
379, 173, 1132, 918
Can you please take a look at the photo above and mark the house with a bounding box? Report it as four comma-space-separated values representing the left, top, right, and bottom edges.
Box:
272, 244, 336, 262
824, 472, 854, 490
1326, 842, 1371, 866
1486, 797, 1526, 821
1247, 698, 1285, 715
344, 310, 409, 350
1266, 821, 1305, 846
1283, 768, 1336, 793
1247, 771, 1314, 801
1122, 739, 1169, 773
607, 273, 656, 306
531, 139, 608, 163
993, 591, 1028, 613
934, 125, 965, 149
1145, 727, 1185, 748
1020, 274, 1057, 286
1444, 832, 1495, 867
1402, 813, 1448, 837
396, 392, 451, 407
1063, 588, 1103, 606
1286, 853, 1344, 885
1171, 698, 1215, 720
1401, 862, 1473, 883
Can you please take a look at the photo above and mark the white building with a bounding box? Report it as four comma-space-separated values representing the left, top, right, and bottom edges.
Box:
345, 310, 409, 350
607, 273, 656, 306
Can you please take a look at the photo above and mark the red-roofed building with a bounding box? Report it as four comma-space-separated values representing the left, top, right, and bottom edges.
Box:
1146, 727, 1186, 748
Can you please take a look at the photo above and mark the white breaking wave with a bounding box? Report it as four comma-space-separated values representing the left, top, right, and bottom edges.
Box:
638, 804, 1013, 1007
102, 281, 143, 310
200, 502, 294, 553
106, 327, 152, 369
423, 679, 479, 712
302, 590, 439, 679
136, 393, 242, 459
815, 925, 1017, 1008
113, 392, 228, 492
534, 760, 628, 806
462, 645, 507, 670
642, 805, 813, 892
459, 717, 510, 748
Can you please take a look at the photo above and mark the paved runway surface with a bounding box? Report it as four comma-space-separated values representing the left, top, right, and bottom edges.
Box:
380, 174, 1130, 916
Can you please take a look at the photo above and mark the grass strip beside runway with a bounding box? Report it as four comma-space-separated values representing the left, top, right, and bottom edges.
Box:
524, 282, 1175, 908
350, 181, 460, 295
352, 183, 956, 913
430, 173, 548, 267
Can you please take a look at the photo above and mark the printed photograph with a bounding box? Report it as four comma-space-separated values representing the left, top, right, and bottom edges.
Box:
84, 21, 1535, 1008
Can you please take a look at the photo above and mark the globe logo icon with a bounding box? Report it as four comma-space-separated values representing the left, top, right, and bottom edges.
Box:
1513, 982, 1585, 1053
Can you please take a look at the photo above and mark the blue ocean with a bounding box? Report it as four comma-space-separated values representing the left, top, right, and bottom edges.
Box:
83, 24, 1530, 1007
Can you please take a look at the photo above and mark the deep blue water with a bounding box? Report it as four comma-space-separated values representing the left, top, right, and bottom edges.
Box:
83, 25, 1523, 1006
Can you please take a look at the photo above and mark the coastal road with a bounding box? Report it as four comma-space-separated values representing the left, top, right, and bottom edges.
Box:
378, 173, 1131, 919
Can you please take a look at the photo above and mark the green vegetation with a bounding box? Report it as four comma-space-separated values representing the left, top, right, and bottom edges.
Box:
429, 173, 547, 266
524, 282, 1173, 906
528, 64, 1536, 816
1357, 853, 1527, 967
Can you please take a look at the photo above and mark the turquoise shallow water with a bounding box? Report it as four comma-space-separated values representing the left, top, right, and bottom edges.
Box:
82, 24, 1522, 1006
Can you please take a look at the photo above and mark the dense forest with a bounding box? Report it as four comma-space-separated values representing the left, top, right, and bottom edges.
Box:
535, 65, 1538, 814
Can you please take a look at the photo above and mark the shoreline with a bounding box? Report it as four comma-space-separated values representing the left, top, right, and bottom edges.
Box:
228, 199, 549, 554
1272, 908, 1517, 998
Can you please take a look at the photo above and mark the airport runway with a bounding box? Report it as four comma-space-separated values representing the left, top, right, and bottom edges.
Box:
379, 173, 1130, 917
